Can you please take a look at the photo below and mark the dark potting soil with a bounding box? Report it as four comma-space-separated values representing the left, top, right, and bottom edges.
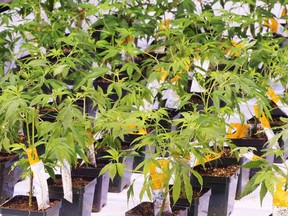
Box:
0, 152, 16, 163
270, 115, 284, 126
2, 196, 59, 211
126, 202, 183, 216
195, 164, 240, 177
97, 78, 112, 83
189, 95, 203, 104
52, 177, 91, 188
77, 160, 106, 169
221, 148, 236, 158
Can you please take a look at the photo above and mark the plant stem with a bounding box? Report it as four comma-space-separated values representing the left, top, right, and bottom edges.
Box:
29, 174, 34, 207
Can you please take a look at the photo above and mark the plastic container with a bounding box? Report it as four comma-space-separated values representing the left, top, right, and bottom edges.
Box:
170, 186, 211, 216
0, 153, 22, 204
125, 202, 188, 216
191, 165, 240, 216
71, 159, 110, 212
230, 138, 271, 178
214, 151, 250, 200
0, 195, 61, 216
108, 155, 134, 193
47, 175, 97, 216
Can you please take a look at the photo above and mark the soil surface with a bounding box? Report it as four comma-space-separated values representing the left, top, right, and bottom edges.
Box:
221, 148, 236, 158
270, 115, 285, 126
77, 159, 106, 169
52, 177, 91, 188
2, 196, 59, 211
126, 202, 185, 216
0, 152, 15, 163
195, 164, 240, 177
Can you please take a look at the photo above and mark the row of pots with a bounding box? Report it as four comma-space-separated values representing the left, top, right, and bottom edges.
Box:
0, 151, 132, 216
0, 109, 286, 216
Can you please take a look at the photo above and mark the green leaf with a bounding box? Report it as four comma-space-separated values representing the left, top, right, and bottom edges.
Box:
240, 172, 261, 199
54, 64, 68, 76
242, 160, 268, 168
46, 166, 55, 180
27, 59, 48, 67
113, 83, 122, 98
172, 171, 181, 203
183, 173, 193, 204
116, 162, 125, 177
264, 175, 274, 195
2, 136, 10, 152
102, 49, 119, 61
108, 163, 117, 180
254, 171, 267, 185
127, 180, 135, 203
191, 169, 203, 187
259, 182, 267, 206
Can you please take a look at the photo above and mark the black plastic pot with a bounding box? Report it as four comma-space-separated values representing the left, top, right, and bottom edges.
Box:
95, 141, 135, 193
230, 137, 272, 178
170, 186, 211, 216
125, 202, 188, 216
71, 159, 110, 213
0, 153, 22, 205
108, 155, 134, 193
0, 195, 61, 216
47, 175, 97, 216
191, 165, 240, 216
215, 150, 250, 200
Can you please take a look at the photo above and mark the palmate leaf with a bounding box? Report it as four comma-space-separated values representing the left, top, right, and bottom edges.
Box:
102, 49, 119, 61
259, 181, 267, 206
183, 172, 193, 204
107, 164, 117, 180
99, 163, 116, 180
264, 173, 275, 195
240, 172, 261, 199
254, 171, 267, 185
27, 59, 48, 67
172, 169, 181, 203
116, 162, 125, 177
127, 180, 135, 204
242, 159, 269, 169
53, 64, 68, 76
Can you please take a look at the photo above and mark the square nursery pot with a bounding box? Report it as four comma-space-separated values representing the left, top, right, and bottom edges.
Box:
108, 155, 134, 193
71, 159, 110, 212
170, 186, 211, 216
216, 148, 250, 200
229, 137, 272, 178
0, 153, 22, 205
0, 195, 61, 216
191, 164, 240, 216
125, 202, 188, 216
47, 175, 97, 216
95, 142, 134, 193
